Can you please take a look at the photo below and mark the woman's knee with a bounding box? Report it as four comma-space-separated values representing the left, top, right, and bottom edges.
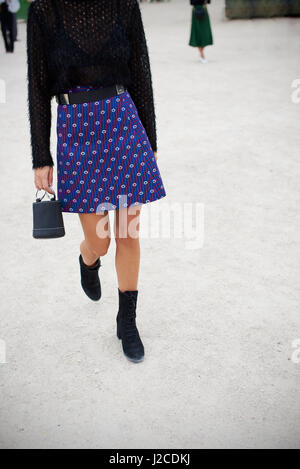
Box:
86, 236, 111, 258
79, 213, 111, 258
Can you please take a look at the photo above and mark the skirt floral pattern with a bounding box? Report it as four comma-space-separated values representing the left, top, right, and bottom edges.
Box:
56, 86, 166, 213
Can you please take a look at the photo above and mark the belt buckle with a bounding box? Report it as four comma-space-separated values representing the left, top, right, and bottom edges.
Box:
63, 93, 70, 105
116, 84, 125, 95
56, 93, 70, 105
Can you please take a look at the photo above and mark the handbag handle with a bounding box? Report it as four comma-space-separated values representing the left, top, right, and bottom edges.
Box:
35, 189, 56, 203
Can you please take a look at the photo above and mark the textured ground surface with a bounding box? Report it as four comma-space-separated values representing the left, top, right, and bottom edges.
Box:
0, 0, 299, 449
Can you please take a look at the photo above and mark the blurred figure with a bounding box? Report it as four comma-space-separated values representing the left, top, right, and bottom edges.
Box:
0, 0, 14, 52
0, 0, 20, 53
189, 0, 213, 63
12, 5, 18, 41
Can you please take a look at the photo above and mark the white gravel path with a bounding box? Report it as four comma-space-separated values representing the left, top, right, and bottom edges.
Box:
0, 0, 299, 449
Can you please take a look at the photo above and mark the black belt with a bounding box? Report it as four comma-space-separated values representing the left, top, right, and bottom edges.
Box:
55, 84, 126, 105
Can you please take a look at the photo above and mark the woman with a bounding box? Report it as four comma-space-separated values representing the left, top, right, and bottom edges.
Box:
189, 0, 213, 64
0, 0, 19, 53
26, 0, 166, 364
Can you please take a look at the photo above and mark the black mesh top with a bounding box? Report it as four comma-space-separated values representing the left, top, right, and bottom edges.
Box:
26, 0, 157, 169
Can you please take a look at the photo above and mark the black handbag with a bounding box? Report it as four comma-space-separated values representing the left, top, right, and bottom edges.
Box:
32, 190, 65, 239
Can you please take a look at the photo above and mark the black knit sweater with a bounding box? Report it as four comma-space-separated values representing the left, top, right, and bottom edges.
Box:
26, 0, 157, 169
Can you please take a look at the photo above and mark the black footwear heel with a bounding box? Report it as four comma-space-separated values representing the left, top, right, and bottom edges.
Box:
79, 254, 102, 301
117, 319, 122, 340
116, 289, 144, 363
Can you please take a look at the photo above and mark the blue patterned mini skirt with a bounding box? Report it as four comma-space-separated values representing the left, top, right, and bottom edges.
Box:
56, 85, 166, 213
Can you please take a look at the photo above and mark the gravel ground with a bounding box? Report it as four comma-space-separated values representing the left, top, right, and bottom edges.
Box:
0, 0, 299, 449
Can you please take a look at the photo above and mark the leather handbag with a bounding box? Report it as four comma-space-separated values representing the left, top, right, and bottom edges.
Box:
32, 190, 65, 239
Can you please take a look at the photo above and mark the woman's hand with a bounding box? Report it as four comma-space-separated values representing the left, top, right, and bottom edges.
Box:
34, 166, 55, 195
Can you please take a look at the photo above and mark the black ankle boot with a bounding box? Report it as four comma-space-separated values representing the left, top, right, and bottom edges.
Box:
79, 254, 101, 301
117, 289, 145, 363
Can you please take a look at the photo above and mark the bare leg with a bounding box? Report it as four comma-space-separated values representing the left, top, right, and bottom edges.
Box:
198, 47, 205, 59
114, 206, 142, 292
79, 212, 111, 266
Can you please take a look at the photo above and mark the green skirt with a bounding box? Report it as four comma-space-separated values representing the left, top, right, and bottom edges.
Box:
189, 6, 213, 48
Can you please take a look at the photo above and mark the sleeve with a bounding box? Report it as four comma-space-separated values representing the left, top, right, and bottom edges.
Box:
26, 4, 54, 169
127, 0, 157, 153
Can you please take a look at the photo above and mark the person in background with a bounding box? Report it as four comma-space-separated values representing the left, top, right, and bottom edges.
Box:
189, 0, 213, 64
0, 0, 14, 52
12, 3, 18, 42
0, 0, 19, 52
